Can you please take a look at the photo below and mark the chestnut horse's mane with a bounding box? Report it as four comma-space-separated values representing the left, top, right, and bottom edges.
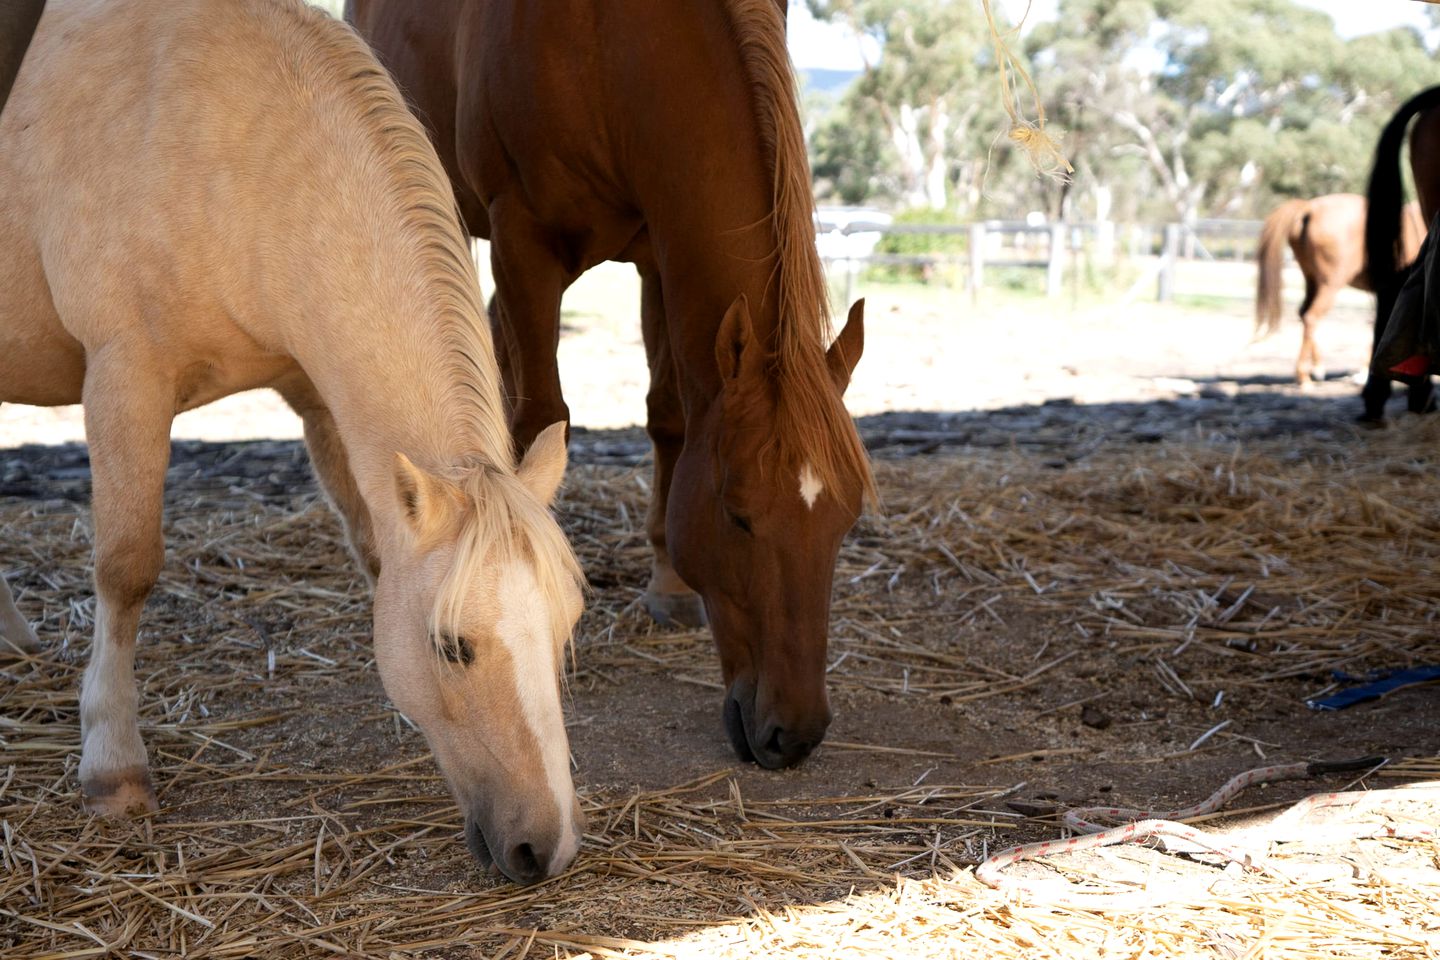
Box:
723, 0, 877, 503
276, 0, 510, 464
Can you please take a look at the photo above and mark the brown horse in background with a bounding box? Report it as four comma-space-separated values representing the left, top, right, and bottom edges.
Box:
1362, 85, 1440, 421
1254, 194, 1423, 386
348, 0, 873, 769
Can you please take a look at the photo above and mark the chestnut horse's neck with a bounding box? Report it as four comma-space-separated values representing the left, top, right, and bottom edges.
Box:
623, 0, 872, 500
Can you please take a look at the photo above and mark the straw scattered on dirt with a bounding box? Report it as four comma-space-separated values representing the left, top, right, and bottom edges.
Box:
3, 404, 1439, 958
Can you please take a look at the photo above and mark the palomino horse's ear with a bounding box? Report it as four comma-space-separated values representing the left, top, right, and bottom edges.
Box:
826, 298, 865, 393
518, 421, 568, 505
715, 295, 765, 384
393, 453, 464, 545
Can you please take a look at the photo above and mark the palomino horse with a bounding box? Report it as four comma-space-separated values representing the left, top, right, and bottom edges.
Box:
349, 0, 874, 769
1362, 85, 1440, 421
1254, 194, 1423, 386
0, 0, 586, 884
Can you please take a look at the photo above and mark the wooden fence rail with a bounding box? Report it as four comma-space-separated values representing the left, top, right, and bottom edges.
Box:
816, 219, 1267, 304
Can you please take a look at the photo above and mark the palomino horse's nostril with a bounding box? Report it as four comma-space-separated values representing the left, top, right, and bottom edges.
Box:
508, 842, 544, 884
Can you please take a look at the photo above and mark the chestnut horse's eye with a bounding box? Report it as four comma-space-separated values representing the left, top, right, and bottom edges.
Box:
435, 632, 475, 666
728, 511, 752, 535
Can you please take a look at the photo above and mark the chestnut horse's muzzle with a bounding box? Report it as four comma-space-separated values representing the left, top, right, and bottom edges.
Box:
723, 679, 830, 769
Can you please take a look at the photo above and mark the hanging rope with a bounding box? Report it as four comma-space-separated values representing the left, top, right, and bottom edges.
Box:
980, 0, 1072, 181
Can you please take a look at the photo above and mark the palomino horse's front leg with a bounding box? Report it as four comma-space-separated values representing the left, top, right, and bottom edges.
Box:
276, 373, 380, 583
638, 267, 706, 628
77, 357, 173, 816
488, 201, 571, 450
0, 571, 41, 654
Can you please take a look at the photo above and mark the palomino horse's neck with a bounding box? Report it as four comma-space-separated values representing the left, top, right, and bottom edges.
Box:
239, 23, 510, 537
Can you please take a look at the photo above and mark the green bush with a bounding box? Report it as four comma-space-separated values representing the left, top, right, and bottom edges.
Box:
871, 209, 968, 284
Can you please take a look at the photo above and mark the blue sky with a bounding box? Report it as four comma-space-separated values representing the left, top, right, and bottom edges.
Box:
788, 0, 1436, 70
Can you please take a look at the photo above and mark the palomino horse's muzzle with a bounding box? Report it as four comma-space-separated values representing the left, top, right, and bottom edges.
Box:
723, 678, 830, 770
464, 799, 582, 885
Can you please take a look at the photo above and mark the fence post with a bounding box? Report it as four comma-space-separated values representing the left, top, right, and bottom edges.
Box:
1157, 223, 1180, 302
968, 222, 984, 305
1046, 223, 1064, 298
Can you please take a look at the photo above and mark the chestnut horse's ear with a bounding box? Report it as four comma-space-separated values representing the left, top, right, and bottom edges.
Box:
394, 452, 464, 545
518, 421, 569, 505
716, 295, 764, 384
826, 298, 865, 393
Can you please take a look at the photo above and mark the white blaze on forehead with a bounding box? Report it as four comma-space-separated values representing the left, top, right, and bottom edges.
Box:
799, 463, 824, 509
496, 563, 575, 849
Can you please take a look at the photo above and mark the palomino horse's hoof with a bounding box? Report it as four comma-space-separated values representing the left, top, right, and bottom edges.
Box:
82, 768, 159, 817
0, 628, 41, 658
644, 589, 708, 629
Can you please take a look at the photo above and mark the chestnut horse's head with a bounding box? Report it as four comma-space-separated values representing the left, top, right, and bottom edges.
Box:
373, 424, 586, 883
668, 296, 870, 769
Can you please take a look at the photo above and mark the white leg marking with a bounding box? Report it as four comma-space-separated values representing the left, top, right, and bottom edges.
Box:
799, 463, 824, 509
79, 599, 148, 782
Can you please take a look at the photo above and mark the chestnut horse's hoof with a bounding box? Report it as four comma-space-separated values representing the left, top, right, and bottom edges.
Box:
644, 589, 707, 629
82, 768, 159, 817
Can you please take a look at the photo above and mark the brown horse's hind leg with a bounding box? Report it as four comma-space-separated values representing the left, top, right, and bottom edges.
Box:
1295, 276, 1318, 385
0, 570, 41, 654
639, 267, 706, 629
77, 355, 173, 817
488, 204, 571, 450
1298, 283, 1339, 386
276, 373, 380, 583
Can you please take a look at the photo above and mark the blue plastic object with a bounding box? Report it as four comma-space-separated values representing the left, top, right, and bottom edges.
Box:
1307, 666, 1440, 711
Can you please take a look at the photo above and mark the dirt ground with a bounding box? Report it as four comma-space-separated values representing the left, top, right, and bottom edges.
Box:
3, 268, 1439, 958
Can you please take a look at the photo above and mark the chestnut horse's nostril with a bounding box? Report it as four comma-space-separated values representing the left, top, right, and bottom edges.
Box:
748, 722, 822, 769
763, 726, 783, 758
723, 693, 756, 764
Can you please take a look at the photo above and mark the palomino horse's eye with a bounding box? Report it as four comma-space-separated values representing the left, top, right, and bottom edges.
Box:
434, 632, 475, 667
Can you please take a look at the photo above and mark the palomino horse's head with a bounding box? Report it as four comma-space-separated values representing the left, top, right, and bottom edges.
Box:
669, 296, 868, 770
372, 424, 585, 884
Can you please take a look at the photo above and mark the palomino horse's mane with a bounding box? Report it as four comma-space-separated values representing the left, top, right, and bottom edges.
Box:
722, 0, 877, 504
264, 1, 583, 648
435, 461, 584, 664
271, 0, 510, 463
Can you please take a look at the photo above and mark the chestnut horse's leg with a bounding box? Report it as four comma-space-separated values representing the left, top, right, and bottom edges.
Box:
639, 266, 706, 628
488, 204, 571, 450
1296, 275, 1318, 386
0, 569, 40, 654
276, 372, 379, 583
488, 294, 519, 426
77, 353, 173, 816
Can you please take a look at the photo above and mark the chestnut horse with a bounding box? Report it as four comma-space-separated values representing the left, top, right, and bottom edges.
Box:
348, 0, 874, 769
1361, 85, 1440, 421
0, 0, 585, 883
0, 0, 43, 117
1254, 194, 1423, 386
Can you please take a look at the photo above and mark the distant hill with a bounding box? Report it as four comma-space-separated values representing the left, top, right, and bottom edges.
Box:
800, 67, 862, 97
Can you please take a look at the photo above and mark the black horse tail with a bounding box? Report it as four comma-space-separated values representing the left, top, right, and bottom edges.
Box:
1361, 85, 1440, 420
